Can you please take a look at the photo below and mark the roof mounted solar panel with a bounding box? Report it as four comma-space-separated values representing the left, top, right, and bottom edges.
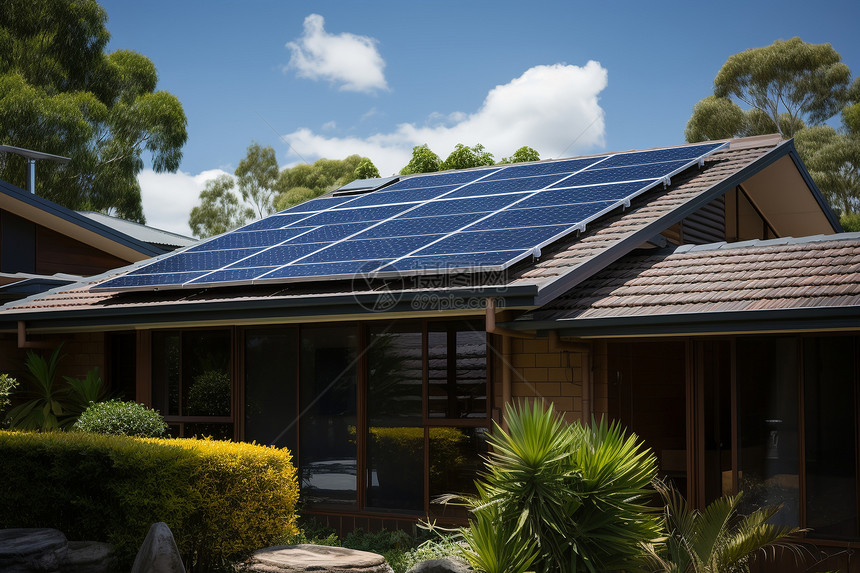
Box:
93, 141, 728, 292
332, 176, 400, 196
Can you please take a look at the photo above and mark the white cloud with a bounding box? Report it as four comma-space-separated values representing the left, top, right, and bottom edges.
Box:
139, 168, 231, 237
282, 62, 608, 175
286, 14, 388, 94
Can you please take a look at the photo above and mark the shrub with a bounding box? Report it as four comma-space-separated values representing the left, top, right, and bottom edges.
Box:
0, 430, 298, 572
0, 373, 17, 414
454, 399, 661, 573
74, 400, 168, 437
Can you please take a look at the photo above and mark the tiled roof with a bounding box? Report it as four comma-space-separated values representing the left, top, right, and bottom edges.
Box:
523, 234, 860, 323
0, 136, 792, 323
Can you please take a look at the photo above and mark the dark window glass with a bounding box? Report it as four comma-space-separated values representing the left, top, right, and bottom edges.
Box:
428, 323, 487, 419
703, 340, 733, 505
366, 324, 424, 511
182, 330, 231, 417
245, 328, 299, 453
107, 332, 136, 400
429, 427, 488, 517
151, 330, 233, 439
804, 336, 857, 538
737, 337, 799, 526
151, 332, 180, 416
300, 325, 358, 507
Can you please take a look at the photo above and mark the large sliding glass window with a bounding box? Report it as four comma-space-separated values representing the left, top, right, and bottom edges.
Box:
151, 329, 232, 439
366, 323, 423, 511
804, 337, 858, 538
300, 325, 359, 507
245, 328, 298, 453
737, 337, 800, 526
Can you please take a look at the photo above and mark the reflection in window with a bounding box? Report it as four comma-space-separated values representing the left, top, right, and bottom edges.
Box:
737, 337, 799, 526
151, 330, 232, 438
245, 328, 298, 453
428, 323, 487, 419
300, 325, 358, 507
804, 337, 857, 538
429, 427, 488, 517
366, 324, 423, 511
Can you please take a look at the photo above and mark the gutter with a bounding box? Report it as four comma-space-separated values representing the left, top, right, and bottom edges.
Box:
502, 306, 860, 338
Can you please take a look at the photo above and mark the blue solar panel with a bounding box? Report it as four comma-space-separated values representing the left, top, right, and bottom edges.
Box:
446, 173, 574, 198
471, 202, 616, 231
94, 141, 728, 291
416, 226, 571, 255
382, 169, 497, 191
189, 267, 279, 285
480, 156, 606, 181
359, 213, 483, 238
516, 182, 650, 209
595, 142, 725, 169
223, 244, 325, 268
188, 228, 313, 252
279, 196, 357, 214
295, 204, 411, 225
127, 249, 260, 274
262, 260, 393, 280
405, 194, 529, 218
100, 271, 209, 289
381, 250, 527, 272
334, 185, 454, 208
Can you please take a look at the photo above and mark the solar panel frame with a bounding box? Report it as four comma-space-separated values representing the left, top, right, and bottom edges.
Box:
93, 141, 728, 292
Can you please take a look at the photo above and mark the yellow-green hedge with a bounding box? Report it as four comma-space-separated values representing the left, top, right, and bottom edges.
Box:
0, 430, 298, 570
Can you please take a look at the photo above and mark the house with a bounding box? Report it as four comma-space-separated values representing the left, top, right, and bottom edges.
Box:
0, 175, 194, 392
0, 134, 857, 571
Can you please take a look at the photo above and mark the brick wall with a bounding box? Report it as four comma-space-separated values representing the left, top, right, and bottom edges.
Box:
500, 336, 586, 424
0, 331, 106, 386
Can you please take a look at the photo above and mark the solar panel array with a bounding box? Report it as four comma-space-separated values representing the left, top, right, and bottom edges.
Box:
95, 142, 727, 292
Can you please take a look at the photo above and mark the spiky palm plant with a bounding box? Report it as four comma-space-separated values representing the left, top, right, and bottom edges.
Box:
642, 480, 803, 573
455, 399, 661, 573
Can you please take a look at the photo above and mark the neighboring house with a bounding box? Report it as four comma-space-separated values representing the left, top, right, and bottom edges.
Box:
1, 134, 858, 571
0, 176, 195, 394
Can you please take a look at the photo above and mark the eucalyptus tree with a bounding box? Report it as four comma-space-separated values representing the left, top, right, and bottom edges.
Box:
0, 0, 187, 222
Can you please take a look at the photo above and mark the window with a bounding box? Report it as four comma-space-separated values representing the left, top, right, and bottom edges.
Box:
151, 329, 232, 439
244, 328, 298, 453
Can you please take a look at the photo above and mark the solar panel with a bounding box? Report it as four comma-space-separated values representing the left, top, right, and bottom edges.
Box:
94, 141, 728, 291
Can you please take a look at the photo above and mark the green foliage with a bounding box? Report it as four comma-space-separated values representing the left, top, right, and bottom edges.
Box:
274, 185, 318, 211
500, 146, 540, 164
235, 142, 279, 218
4, 346, 104, 430
0, 0, 187, 221
642, 481, 802, 573
442, 143, 495, 171
454, 399, 660, 573
188, 174, 254, 238
0, 430, 299, 571
794, 125, 860, 216
185, 370, 231, 416
73, 400, 167, 437
400, 144, 443, 175
0, 374, 18, 415
272, 154, 373, 208
355, 157, 381, 179
841, 212, 860, 232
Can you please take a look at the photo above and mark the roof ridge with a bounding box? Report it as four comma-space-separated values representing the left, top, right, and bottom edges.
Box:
673, 233, 860, 255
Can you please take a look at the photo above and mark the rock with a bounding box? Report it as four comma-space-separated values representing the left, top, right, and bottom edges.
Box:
406, 557, 472, 573
65, 540, 117, 573
0, 528, 69, 573
243, 544, 393, 573
130, 522, 185, 573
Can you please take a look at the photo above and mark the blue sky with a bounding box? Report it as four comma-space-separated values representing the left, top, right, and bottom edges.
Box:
98, 0, 860, 235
